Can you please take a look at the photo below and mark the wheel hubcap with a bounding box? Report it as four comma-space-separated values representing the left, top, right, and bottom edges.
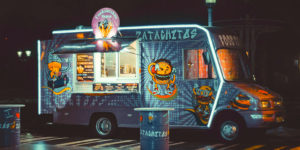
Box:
96, 118, 112, 136
220, 121, 239, 141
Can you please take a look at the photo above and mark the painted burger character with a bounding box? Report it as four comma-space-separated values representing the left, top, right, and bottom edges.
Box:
148, 59, 176, 94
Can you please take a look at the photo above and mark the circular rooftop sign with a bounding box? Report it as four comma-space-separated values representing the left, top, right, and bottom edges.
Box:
91, 8, 120, 38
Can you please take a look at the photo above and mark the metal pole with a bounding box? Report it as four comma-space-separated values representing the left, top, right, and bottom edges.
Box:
208, 6, 213, 27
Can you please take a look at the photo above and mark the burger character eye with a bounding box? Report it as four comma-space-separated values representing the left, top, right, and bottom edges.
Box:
160, 67, 163, 71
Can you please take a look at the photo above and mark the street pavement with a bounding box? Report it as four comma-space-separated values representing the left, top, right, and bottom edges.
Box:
2, 125, 300, 150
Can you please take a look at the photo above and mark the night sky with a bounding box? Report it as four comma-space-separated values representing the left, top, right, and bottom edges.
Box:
1, 0, 300, 41
0, 0, 299, 98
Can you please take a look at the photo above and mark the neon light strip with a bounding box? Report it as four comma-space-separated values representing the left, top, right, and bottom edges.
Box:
52, 29, 92, 34
37, 40, 41, 115
51, 24, 225, 128
201, 27, 225, 128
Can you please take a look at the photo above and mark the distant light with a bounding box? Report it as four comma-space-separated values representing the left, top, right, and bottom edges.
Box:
294, 59, 298, 66
17, 51, 22, 58
205, 0, 216, 4
25, 50, 31, 57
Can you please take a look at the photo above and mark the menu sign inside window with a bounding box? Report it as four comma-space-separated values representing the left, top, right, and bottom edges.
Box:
77, 54, 94, 82
93, 83, 139, 93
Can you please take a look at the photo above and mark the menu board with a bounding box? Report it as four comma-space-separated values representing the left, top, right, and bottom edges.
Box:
77, 54, 94, 82
93, 83, 139, 93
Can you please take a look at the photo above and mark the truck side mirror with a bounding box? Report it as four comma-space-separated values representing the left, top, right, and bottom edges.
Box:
202, 51, 211, 65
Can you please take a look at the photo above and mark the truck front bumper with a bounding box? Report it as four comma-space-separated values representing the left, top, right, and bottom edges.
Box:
239, 110, 285, 128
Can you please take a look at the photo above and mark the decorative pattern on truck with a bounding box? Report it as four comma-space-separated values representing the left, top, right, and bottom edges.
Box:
229, 94, 251, 110
40, 40, 73, 114
93, 83, 139, 93
147, 59, 177, 100
185, 85, 215, 125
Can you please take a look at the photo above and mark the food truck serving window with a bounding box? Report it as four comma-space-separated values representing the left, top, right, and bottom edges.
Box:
73, 40, 139, 93
101, 53, 116, 78
184, 49, 216, 79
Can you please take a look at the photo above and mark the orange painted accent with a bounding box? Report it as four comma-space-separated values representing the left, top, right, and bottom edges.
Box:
40, 51, 45, 61
258, 90, 268, 95
16, 112, 20, 119
230, 102, 249, 110
48, 62, 62, 79
140, 115, 143, 122
225, 90, 228, 95
76, 33, 84, 39
10, 121, 16, 129
234, 83, 275, 100
148, 116, 153, 121
235, 100, 251, 106
42, 86, 71, 95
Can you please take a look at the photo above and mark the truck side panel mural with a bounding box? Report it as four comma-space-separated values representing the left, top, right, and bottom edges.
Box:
40, 40, 73, 114
39, 26, 221, 127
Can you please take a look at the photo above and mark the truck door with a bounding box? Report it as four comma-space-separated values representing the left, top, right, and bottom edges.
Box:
178, 40, 220, 127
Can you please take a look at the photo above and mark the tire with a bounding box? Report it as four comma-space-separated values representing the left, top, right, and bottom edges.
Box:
91, 115, 117, 138
216, 117, 244, 142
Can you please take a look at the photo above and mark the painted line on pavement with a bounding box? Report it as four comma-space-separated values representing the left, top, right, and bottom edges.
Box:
244, 145, 264, 150
169, 141, 185, 146
21, 137, 55, 143
118, 143, 140, 149
91, 140, 135, 148
196, 143, 224, 150
71, 139, 113, 146
56, 138, 101, 146
23, 137, 69, 143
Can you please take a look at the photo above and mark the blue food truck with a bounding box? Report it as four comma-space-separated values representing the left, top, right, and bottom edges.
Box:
37, 8, 285, 142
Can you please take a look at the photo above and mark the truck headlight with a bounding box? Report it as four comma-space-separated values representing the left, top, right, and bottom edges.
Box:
260, 100, 271, 109
273, 99, 283, 108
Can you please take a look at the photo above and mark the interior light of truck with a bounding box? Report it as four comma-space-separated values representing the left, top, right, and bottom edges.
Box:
260, 100, 271, 109
76, 33, 85, 39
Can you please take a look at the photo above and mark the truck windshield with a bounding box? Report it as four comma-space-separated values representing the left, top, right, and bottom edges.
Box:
217, 49, 252, 81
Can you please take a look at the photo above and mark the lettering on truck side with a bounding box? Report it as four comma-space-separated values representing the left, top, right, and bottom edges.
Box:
136, 29, 197, 41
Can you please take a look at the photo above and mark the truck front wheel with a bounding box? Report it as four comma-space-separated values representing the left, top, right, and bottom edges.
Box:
216, 117, 244, 142
91, 115, 117, 138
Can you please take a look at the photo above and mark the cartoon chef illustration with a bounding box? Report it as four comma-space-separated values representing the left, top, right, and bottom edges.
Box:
47, 53, 69, 90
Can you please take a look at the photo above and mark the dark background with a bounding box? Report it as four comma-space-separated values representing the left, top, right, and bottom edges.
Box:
0, 0, 299, 101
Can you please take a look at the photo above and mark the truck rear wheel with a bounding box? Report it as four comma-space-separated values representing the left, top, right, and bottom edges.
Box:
91, 115, 117, 138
